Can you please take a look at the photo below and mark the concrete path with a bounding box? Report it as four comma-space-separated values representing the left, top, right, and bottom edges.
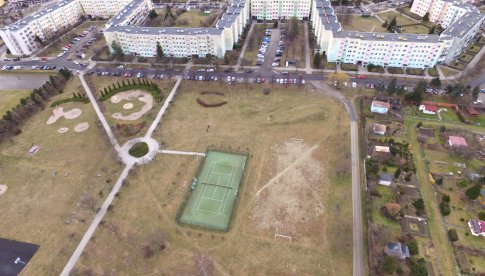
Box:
79, 74, 121, 152
60, 163, 134, 276
160, 149, 206, 156
310, 81, 364, 276
235, 21, 255, 72
144, 77, 182, 138
304, 23, 312, 74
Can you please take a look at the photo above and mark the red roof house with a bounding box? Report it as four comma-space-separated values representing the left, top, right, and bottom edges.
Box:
466, 106, 479, 117
419, 104, 439, 114
448, 136, 468, 147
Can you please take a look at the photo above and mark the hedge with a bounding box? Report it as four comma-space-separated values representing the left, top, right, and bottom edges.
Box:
196, 98, 227, 107
99, 80, 163, 102
50, 94, 89, 107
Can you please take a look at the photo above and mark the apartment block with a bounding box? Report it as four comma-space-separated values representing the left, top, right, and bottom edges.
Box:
0, 0, 83, 56
250, 0, 312, 20
104, 0, 249, 58
410, 0, 479, 28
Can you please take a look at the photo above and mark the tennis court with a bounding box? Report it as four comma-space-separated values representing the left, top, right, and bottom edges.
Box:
179, 151, 247, 231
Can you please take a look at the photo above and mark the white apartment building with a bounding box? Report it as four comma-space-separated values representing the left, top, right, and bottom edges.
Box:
250, 0, 312, 20
2, 0, 483, 68
0, 0, 83, 56
310, 0, 484, 68
103, 0, 249, 58
410, 0, 479, 28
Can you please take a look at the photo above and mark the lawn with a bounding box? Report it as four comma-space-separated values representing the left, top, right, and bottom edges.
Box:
438, 108, 460, 123
0, 77, 123, 275
38, 21, 106, 57
459, 53, 474, 63
341, 15, 386, 33
428, 67, 439, 77
439, 66, 459, 78
369, 185, 402, 232
378, 11, 421, 28
148, 9, 219, 28
72, 82, 353, 275
0, 90, 31, 116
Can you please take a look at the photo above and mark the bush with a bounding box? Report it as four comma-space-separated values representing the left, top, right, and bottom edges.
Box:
413, 198, 425, 211
448, 229, 459, 242
476, 212, 485, 220
416, 122, 422, 128
381, 255, 397, 274
442, 194, 450, 202
410, 258, 428, 276
129, 142, 149, 157
408, 239, 419, 255
440, 201, 450, 216
99, 81, 163, 102
196, 98, 227, 107
465, 184, 482, 200
50, 94, 89, 107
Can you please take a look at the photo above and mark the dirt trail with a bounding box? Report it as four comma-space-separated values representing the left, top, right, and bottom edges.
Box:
254, 143, 320, 197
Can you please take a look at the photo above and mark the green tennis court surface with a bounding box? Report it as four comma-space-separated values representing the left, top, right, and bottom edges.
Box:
179, 151, 247, 231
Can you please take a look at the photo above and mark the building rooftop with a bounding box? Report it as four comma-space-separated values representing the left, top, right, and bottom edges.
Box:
385, 242, 410, 259
372, 101, 391, 109
373, 124, 387, 134
380, 173, 393, 182
441, 12, 485, 39
0, 0, 78, 31
448, 136, 468, 147
107, 0, 148, 27
107, 25, 224, 36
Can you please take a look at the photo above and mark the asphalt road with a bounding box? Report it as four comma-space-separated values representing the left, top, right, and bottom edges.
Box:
0, 75, 50, 90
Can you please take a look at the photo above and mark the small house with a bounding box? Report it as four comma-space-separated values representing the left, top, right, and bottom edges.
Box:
379, 173, 393, 186
465, 106, 479, 117
480, 189, 485, 206
371, 101, 390, 114
374, 146, 390, 154
419, 104, 438, 115
373, 124, 387, 135
385, 242, 410, 260
448, 136, 468, 147
468, 220, 485, 237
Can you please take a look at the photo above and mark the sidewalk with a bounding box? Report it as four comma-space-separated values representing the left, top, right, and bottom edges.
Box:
235, 21, 255, 72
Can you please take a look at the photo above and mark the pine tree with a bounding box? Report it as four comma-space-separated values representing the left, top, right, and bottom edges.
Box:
429, 25, 435, 34
382, 19, 388, 28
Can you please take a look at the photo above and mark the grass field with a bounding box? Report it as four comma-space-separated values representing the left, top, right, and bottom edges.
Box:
281, 21, 306, 68
379, 11, 420, 26
0, 77, 122, 275
179, 151, 247, 231
72, 82, 353, 275
341, 15, 386, 33
0, 90, 31, 116
149, 9, 218, 28
439, 66, 459, 78
243, 24, 268, 65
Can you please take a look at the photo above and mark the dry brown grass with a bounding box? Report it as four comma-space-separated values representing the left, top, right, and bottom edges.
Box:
73, 82, 353, 275
0, 77, 123, 275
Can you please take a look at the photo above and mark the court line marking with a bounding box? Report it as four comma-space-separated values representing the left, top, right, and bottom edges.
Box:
219, 164, 237, 214
195, 161, 216, 210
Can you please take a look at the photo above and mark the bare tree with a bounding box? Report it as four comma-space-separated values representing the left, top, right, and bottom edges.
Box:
194, 254, 214, 276
79, 194, 97, 212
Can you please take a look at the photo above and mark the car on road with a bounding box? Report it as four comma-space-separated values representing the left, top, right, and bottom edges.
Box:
32, 65, 39, 70
245, 69, 253, 73
117, 65, 124, 69
272, 62, 279, 67
207, 68, 215, 72
136, 72, 144, 78
357, 75, 366, 79
3, 58, 11, 61
352, 82, 357, 88
124, 72, 132, 77
197, 69, 206, 72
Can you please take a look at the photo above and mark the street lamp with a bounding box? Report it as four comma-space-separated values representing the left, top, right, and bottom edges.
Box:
14, 257, 26, 265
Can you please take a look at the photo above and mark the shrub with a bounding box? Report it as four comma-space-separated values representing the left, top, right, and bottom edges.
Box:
129, 142, 149, 157
50, 94, 89, 107
442, 194, 450, 202
99, 81, 163, 102
408, 239, 419, 255
448, 229, 458, 242
381, 256, 397, 274
416, 122, 422, 128
465, 184, 482, 200
410, 258, 428, 276
440, 201, 450, 216
394, 168, 401, 179
478, 212, 485, 220
413, 199, 425, 212
196, 98, 227, 107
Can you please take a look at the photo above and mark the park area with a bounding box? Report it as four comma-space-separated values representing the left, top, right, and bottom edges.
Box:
377, 11, 430, 34
71, 81, 353, 275
86, 76, 175, 144
0, 77, 122, 275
